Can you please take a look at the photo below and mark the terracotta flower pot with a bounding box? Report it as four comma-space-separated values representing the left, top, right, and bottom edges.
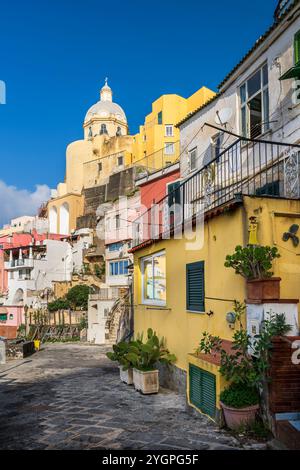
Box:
119, 366, 133, 385
246, 277, 281, 301
133, 368, 159, 394
220, 401, 259, 430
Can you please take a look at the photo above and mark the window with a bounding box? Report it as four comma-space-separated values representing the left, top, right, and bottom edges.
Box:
141, 251, 166, 305
0, 313, 7, 322
100, 124, 108, 135
279, 30, 300, 81
143, 134, 147, 142
189, 147, 197, 171
240, 64, 269, 139
165, 125, 174, 137
157, 111, 163, 125
115, 214, 120, 229
186, 261, 205, 312
116, 126, 122, 136
88, 127, 93, 138
108, 242, 123, 252
167, 180, 181, 207
109, 260, 129, 276
118, 155, 124, 166
98, 162, 102, 173
164, 142, 175, 155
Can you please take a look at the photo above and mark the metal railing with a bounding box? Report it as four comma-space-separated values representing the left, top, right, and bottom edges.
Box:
133, 127, 300, 247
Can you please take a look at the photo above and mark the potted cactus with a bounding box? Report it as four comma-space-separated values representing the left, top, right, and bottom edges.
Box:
126, 329, 176, 394
225, 245, 281, 301
106, 341, 134, 385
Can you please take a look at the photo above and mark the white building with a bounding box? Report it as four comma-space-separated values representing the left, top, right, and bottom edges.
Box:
104, 193, 140, 287
4, 239, 72, 308
177, 0, 300, 199
0, 216, 49, 237
68, 228, 93, 273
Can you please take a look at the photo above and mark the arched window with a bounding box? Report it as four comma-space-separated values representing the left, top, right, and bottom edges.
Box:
88, 127, 93, 138
100, 124, 108, 135
49, 206, 58, 233
59, 202, 70, 235
116, 126, 122, 136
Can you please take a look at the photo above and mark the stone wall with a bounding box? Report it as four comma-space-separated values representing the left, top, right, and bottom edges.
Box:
158, 362, 187, 395
78, 167, 137, 229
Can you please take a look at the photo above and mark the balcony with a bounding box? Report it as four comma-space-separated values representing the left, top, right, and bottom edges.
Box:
5, 258, 34, 270
132, 127, 300, 248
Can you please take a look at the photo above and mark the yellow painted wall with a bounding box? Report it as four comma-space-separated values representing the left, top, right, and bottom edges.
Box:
133, 196, 300, 373
132, 89, 216, 170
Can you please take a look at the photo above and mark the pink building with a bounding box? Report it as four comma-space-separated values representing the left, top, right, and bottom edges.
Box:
0, 230, 63, 338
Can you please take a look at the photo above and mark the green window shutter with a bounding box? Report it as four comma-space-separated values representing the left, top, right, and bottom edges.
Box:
0, 314, 7, 321
157, 111, 163, 125
294, 31, 300, 64
186, 261, 205, 312
189, 364, 216, 418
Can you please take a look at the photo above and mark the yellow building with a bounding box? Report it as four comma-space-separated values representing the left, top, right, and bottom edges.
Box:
131, 195, 300, 420
47, 80, 215, 235
132, 88, 215, 171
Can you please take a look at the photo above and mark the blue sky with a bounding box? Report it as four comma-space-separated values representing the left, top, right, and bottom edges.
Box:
0, 0, 277, 224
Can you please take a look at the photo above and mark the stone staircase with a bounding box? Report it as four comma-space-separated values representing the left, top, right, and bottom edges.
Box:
105, 292, 130, 345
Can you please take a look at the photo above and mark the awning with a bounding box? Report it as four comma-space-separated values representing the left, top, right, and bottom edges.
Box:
279, 61, 300, 80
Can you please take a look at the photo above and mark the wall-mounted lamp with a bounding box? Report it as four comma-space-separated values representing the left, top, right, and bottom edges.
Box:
226, 311, 236, 329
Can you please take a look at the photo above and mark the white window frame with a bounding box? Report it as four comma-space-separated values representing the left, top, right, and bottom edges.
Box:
239, 63, 269, 139
189, 147, 197, 171
164, 142, 175, 155
141, 251, 166, 306
165, 124, 174, 137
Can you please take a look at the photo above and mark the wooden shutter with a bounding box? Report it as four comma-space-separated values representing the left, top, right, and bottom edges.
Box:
294, 30, 300, 64
189, 364, 216, 418
186, 261, 205, 312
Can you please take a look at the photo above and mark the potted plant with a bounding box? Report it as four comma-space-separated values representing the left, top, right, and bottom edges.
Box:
126, 329, 176, 394
106, 341, 134, 385
225, 245, 281, 301
197, 313, 291, 430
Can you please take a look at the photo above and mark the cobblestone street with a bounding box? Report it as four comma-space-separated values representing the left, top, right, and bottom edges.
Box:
0, 343, 264, 450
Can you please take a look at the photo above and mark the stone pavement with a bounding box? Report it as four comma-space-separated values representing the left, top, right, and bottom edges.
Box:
0, 343, 265, 450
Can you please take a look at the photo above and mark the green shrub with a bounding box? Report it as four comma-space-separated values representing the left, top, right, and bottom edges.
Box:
48, 298, 70, 312
66, 284, 89, 310
220, 384, 259, 408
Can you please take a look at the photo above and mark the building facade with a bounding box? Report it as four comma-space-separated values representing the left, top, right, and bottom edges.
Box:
131, 0, 300, 420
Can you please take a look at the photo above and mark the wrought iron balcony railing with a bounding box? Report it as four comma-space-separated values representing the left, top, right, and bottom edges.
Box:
132, 125, 300, 248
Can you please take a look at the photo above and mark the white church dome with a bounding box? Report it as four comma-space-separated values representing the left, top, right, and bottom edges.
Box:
84, 79, 127, 123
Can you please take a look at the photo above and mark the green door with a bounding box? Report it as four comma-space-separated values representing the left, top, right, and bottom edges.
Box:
189, 364, 216, 418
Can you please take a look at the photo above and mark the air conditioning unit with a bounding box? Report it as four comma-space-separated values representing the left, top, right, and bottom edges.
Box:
247, 302, 299, 355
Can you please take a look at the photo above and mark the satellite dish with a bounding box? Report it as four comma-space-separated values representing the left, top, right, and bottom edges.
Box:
215, 108, 233, 126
